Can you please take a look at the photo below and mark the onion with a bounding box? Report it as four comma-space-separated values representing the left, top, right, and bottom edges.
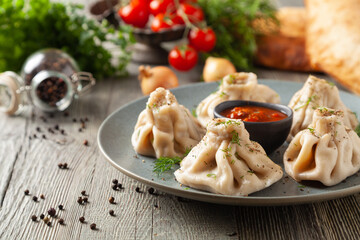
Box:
202, 57, 236, 82
138, 65, 179, 95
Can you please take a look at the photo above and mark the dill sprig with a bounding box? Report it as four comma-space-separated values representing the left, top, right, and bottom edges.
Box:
153, 147, 192, 175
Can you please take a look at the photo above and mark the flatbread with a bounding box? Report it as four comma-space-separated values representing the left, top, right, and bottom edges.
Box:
306, 0, 360, 95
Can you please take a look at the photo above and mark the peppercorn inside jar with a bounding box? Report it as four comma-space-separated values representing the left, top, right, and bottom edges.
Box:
21, 48, 95, 113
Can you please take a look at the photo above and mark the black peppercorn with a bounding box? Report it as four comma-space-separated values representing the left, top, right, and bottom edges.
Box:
90, 223, 96, 230
73, 118, 77, 122
85, 117, 89, 122
112, 184, 118, 191
83, 140, 88, 146
42, 134, 46, 139
64, 112, 69, 117
81, 190, 86, 196
108, 197, 115, 204
36, 127, 41, 132
148, 188, 155, 195
77, 197, 83, 204
60, 129, 65, 135
40, 214, 45, 220
24, 189, 29, 195
33, 134, 37, 138
59, 218, 64, 225
31, 215, 37, 221
117, 183, 122, 189
109, 210, 115, 216
58, 163, 63, 169
112, 179, 118, 185
63, 163, 68, 169
54, 125, 59, 130
40, 194, 45, 199
48, 208, 56, 217
58, 205, 64, 210
32, 196, 38, 202
47, 222, 52, 227
78, 128, 82, 132
135, 187, 141, 193
83, 197, 88, 203
79, 216, 85, 223
154, 204, 158, 208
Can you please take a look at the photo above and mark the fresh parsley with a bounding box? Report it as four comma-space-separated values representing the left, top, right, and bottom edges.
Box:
0, 0, 134, 78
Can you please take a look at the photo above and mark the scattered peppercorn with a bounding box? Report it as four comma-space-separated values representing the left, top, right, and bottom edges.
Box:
83, 140, 88, 146
48, 128, 54, 134
154, 204, 158, 208
32, 196, 38, 202
59, 218, 64, 225
79, 216, 85, 223
112, 179, 118, 185
108, 197, 115, 204
58, 163, 63, 169
77, 197, 83, 204
33, 134, 37, 138
64, 112, 69, 117
73, 118, 77, 122
40, 194, 45, 199
90, 223, 96, 230
117, 183, 123, 189
36, 127, 41, 132
42, 134, 46, 139
29, 136, 32, 140
47, 222, 52, 227
83, 197, 88, 203
58, 205, 64, 210
85, 117, 89, 122
63, 163, 68, 169
135, 187, 141, 193
81, 190, 86, 196
31, 215, 37, 221
48, 208, 56, 217
24, 189, 29, 195
112, 184, 118, 191
109, 210, 115, 216
78, 128, 82, 132
40, 214, 45, 219
54, 125, 59, 130
43, 217, 50, 224
81, 122, 86, 129
49, 113, 54, 118
60, 129, 65, 135
148, 188, 155, 195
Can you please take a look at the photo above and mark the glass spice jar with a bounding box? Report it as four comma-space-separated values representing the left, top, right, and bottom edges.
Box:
0, 49, 96, 115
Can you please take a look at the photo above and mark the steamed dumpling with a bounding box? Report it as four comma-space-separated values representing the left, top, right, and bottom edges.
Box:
174, 118, 283, 196
288, 75, 358, 140
284, 107, 360, 186
131, 88, 205, 158
196, 72, 280, 127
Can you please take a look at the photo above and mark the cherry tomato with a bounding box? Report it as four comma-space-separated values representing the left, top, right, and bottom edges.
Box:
151, 13, 184, 32
178, 3, 204, 23
149, 0, 175, 16
118, 3, 149, 28
168, 45, 198, 71
188, 27, 216, 52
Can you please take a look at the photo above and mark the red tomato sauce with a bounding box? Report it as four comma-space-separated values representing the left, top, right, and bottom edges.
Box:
221, 106, 287, 122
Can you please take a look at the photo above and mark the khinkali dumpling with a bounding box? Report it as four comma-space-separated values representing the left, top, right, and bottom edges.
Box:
288, 75, 358, 140
284, 107, 360, 186
196, 72, 280, 127
131, 88, 205, 158
174, 118, 283, 196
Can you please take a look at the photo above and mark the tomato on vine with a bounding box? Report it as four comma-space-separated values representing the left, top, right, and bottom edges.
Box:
151, 13, 184, 32
177, 3, 204, 23
168, 45, 198, 71
118, 2, 150, 28
188, 27, 216, 52
149, 0, 175, 16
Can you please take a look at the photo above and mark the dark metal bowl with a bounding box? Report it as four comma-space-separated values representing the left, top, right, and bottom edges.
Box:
214, 100, 293, 154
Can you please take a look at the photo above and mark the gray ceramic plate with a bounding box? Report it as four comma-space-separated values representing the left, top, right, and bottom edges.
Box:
98, 80, 360, 206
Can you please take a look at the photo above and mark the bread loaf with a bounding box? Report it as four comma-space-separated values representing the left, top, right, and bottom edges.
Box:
305, 0, 360, 95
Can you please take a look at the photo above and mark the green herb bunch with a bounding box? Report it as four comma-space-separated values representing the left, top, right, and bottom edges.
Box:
197, 0, 276, 70
0, 0, 134, 79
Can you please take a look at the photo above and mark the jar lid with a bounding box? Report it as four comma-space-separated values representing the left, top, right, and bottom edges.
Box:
0, 72, 22, 115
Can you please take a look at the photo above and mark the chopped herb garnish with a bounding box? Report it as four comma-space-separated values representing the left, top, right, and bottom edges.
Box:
336, 122, 342, 125
230, 160, 235, 164
298, 185, 306, 188
308, 127, 315, 134
234, 152, 241, 160
221, 147, 232, 158
247, 170, 254, 174
231, 130, 241, 146
326, 81, 335, 87
191, 109, 197, 117
215, 120, 241, 126
294, 95, 317, 111
153, 156, 181, 175
207, 173, 217, 179
219, 91, 228, 98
